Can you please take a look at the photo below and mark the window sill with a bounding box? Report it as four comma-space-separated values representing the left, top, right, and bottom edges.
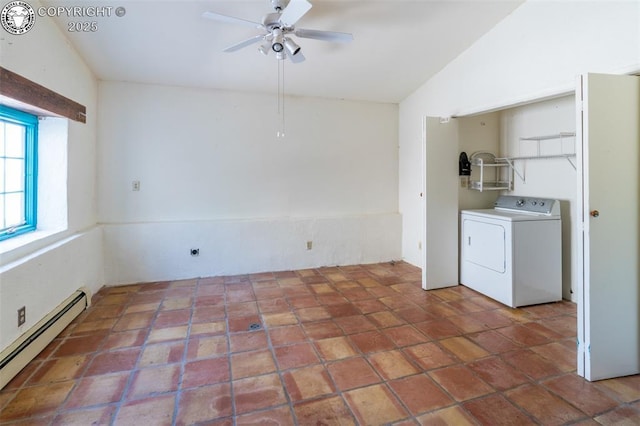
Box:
0, 228, 67, 267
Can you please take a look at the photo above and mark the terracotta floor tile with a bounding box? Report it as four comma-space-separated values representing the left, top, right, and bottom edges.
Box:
5, 263, 637, 426
367, 311, 405, 329
344, 384, 408, 425
429, 365, 493, 402
447, 314, 490, 333
294, 396, 355, 425
327, 357, 381, 391
314, 336, 358, 361
127, 364, 180, 400
501, 349, 563, 380
403, 342, 456, 370
176, 383, 232, 424
274, 342, 320, 370
52, 333, 108, 357
237, 404, 294, 425
71, 318, 118, 335
394, 307, 436, 323
231, 349, 276, 379
227, 315, 262, 333
226, 302, 258, 317
192, 306, 226, 323
287, 295, 319, 309
190, 320, 226, 336
187, 335, 228, 360
53, 405, 117, 425
262, 312, 299, 327
28, 355, 90, 384
506, 383, 586, 425
468, 310, 514, 329
596, 374, 640, 402
161, 297, 193, 311
497, 324, 550, 346
383, 325, 429, 347
468, 356, 529, 391
353, 299, 388, 314
389, 374, 453, 415
154, 309, 191, 328
182, 357, 230, 388
257, 297, 289, 313
112, 312, 155, 332
1, 381, 75, 420
326, 303, 361, 318
334, 315, 378, 334
139, 341, 185, 367
64, 372, 129, 408
302, 320, 344, 340
368, 350, 419, 380
439, 336, 489, 362
349, 331, 395, 354
463, 394, 537, 426
594, 406, 640, 425
414, 319, 462, 340
229, 330, 268, 353
114, 394, 175, 425
543, 374, 618, 416
467, 329, 522, 353
269, 324, 307, 346
531, 341, 576, 372
283, 364, 335, 402
233, 373, 287, 415
416, 406, 476, 426
85, 347, 141, 376
296, 306, 333, 322
147, 325, 189, 343
102, 329, 147, 350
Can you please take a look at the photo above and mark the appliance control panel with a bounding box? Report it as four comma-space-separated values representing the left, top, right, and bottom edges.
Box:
494, 195, 558, 215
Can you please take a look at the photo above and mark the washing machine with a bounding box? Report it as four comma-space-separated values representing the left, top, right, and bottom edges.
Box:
460, 195, 562, 308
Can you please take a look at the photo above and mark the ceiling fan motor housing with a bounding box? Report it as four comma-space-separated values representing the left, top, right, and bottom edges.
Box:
271, 0, 290, 12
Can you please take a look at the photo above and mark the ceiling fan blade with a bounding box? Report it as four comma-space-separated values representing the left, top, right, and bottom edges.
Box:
202, 11, 263, 29
294, 28, 353, 43
279, 0, 312, 27
288, 50, 306, 64
223, 35, 265, 52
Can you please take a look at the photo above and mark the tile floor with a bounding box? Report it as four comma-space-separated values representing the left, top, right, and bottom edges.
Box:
1, 262, 639, 425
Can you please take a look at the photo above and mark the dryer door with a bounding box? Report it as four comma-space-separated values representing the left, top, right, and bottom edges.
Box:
462, 218, 506, 273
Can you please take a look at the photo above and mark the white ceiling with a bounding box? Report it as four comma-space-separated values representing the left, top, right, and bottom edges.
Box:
42, 0, 524, 103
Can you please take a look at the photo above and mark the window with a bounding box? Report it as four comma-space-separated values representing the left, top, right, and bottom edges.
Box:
0, 105, 37, 241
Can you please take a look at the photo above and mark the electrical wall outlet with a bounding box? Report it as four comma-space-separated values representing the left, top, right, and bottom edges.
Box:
306, 241, 313, 250
17, 306, 26, 326
190, 248, 200, 257
132, 180, 140, 191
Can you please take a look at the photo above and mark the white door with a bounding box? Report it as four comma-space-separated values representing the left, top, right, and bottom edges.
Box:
577, 73, 640, 381
422, 117, 459, 290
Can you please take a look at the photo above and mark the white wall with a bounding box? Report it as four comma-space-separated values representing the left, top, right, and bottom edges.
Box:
98, 82, 400, 284
501, 96, 577, 300
0, 0, 103, 351
400, 0, 640, 272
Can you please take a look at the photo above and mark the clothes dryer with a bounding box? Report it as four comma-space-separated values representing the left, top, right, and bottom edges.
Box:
460, 195, 562, 308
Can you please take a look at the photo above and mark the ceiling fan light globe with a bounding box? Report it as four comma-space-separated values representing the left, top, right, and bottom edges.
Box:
272, 42, 284, 53
284, 38, 301, 55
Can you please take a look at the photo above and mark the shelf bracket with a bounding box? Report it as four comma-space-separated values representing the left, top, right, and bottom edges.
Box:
501, 158, 525, 182
566, 156, 577, 171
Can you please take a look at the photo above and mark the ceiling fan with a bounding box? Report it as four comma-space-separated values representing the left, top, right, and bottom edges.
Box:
203, 0, 353, 63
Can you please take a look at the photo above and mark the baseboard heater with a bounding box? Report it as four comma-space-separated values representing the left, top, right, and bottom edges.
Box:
0, 289, 89, 389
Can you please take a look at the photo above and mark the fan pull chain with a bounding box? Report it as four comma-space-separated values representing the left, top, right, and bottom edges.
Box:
277, 59, 285, 138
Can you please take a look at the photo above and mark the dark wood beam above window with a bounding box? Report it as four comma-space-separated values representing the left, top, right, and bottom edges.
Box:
0, 66, 86, 123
